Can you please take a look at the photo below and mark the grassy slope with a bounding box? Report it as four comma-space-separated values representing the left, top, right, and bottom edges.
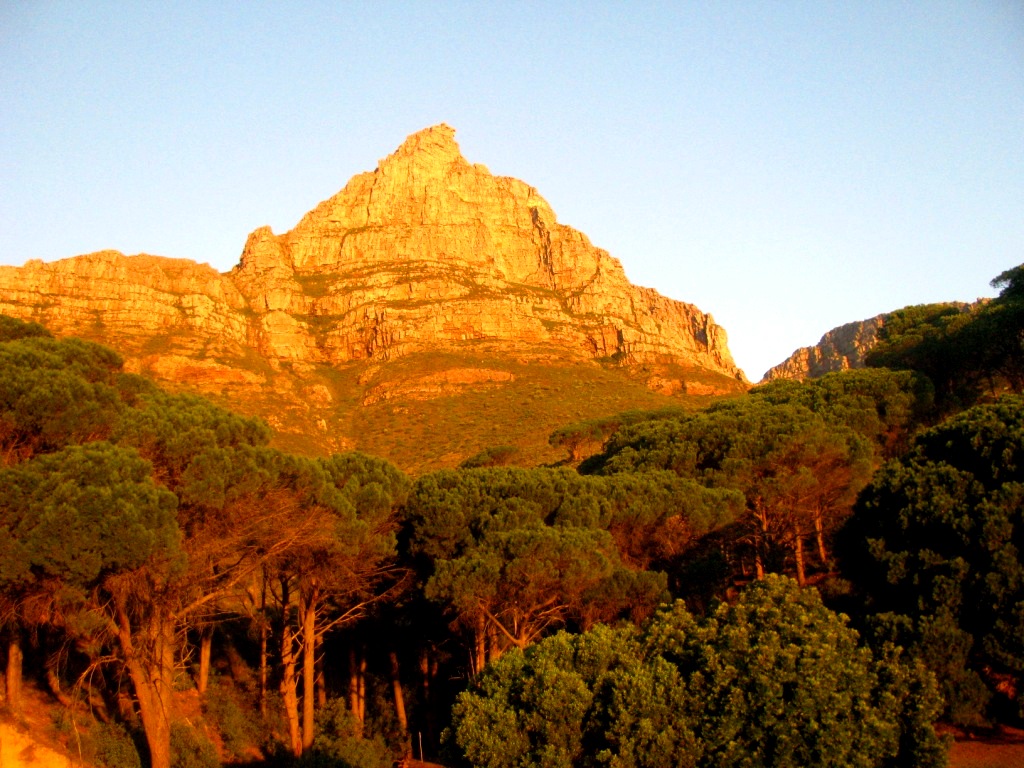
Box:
34, 321, 745, 475
148, 344, 745, 475
348, 354, 741, 473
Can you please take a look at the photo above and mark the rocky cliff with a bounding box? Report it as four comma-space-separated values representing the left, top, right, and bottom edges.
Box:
761, 315, 886, 382
0, 125, 746, 469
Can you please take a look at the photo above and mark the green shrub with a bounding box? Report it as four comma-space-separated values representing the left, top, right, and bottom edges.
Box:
450, 576, 948, 768
300, 698, 392, 768
78, 721, 142, 768
204, 681, 260, 758
170, 723, 219, 768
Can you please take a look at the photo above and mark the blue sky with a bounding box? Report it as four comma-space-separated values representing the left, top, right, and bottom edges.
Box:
1, 2, 1021, 379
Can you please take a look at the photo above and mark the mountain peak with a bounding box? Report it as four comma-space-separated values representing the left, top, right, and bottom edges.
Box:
382, 123, 464, 173
395, 122, 458, 151
0, 126, 748, 466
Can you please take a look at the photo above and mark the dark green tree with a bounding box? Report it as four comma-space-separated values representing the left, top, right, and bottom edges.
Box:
0, 324, 131, 712
459, 445, 522, 469
403, 468, 730, 675
973, 265, 1024, 393
0, 334, 126, 465
448, 624, 689, 768
177, 445, 409, 754
450, 576, 946, 768
0, 315, 52, 342
0, 443, 179, 718
750, 367, 934, 458
839, 395, 1024, 723
863, 266, 1024, 409
646, 577, 944, 768
590, 398, 874, 585
864, 302, 977, 405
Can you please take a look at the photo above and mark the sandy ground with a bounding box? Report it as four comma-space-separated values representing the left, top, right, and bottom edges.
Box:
0, 722, 76, 768
948, 726, 1024, 768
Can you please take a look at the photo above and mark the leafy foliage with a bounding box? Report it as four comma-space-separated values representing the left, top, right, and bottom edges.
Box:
203, 681, 261, 759
864, 263, 1024, 408
586, 394, 880, 586
83, 721, 143, 768
0, 314, 52, 342
3, 302, 1006, 765
840, 394, 1024, 723
750, 367, 934, 458
450, 576, 946, 768
170, 723, 219, 768
299, 698, 393, 768
404, 467, 738, 665
0, 442, 179, 587
0, 335, 125, 463
865, 302, 976, 401
459, 444, 522, 468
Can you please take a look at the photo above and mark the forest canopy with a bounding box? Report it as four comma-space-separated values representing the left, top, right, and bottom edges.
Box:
1, 263, 1023, 768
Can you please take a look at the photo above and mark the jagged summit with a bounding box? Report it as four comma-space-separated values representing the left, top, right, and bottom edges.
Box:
0, 126, 747, 467
222, 125, 742, 374
387, 122, 463, 165
236, 123, 563, 283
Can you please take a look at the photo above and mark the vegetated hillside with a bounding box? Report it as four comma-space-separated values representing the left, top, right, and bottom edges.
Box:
764, 266, 1023, 416
201, 351, 740, 473
760, 296, 1021, 385
0, 125, 747, 471
4, 301, 1024, 768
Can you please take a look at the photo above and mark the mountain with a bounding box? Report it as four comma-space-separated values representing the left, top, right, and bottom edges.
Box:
0, 125, 747, 471
761, 315, 886, 382
762, 301, 984, 384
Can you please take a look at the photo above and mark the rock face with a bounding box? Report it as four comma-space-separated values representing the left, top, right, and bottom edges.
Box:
0, 125, 747, 467
1, 125, 742, 376
761, 316, 886, 383
229, 124, 742, 373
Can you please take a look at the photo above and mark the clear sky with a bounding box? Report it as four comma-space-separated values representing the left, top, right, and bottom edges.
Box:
1, 2, 1022, 380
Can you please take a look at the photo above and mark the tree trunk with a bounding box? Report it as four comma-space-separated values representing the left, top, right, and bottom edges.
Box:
753, 504, 768, 579
419, 648, 433, 748
5, 633, 23, 715
315, 634, 327, 708
120, 610, 176, 768
197, 627, 213, 696
472, 613, 487, 678
356, 650, 367, 726
259, 574, 268, 716
389, 650, 408, 739
279, 580, 302, 757
347, 643, 367, 734
348, 645, 361, 735
300, 593, 318, 751
794, 528, 807, 586
814, 513, 829, 565
486, 620, 501, 663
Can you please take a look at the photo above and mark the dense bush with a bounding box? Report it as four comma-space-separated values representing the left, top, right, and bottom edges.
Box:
300, 698, 393, 768
84, 721, 142, 768
450, 576, 947, 768
840, 395, 1024, 723
169, 723, 219, 768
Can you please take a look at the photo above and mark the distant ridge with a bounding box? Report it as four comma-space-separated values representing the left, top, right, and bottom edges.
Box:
761, 315, 886, 382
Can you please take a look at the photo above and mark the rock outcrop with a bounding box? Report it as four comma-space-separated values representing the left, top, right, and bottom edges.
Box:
1, 125, 742, 376
227, 124, 743, 373
0, 125, 748, 467
761, 316, 886, 382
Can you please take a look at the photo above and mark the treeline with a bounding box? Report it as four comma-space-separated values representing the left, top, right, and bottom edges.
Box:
0, 317, 739, 768
1, 265, 1022, 768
